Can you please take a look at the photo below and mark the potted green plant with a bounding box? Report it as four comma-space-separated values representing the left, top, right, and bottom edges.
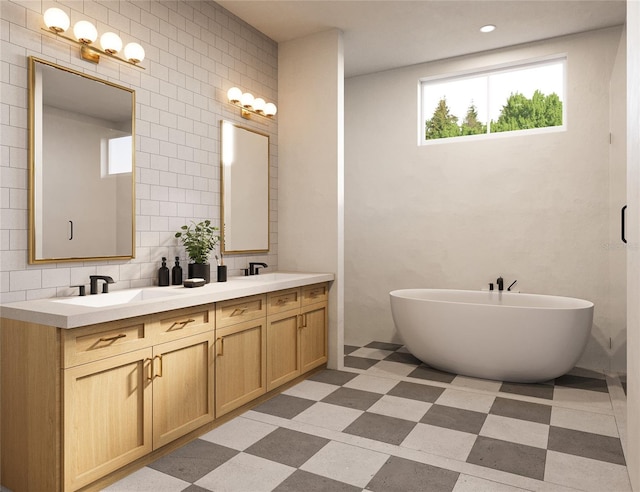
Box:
175, 220, 220, 284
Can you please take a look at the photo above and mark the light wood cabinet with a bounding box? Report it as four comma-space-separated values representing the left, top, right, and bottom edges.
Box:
63, 307, 215, 490
215, 295, 267, 416
151, 331, 214, 448
266, 284, 328, 390
63, 348, 153, 491
1, 282, 328, 492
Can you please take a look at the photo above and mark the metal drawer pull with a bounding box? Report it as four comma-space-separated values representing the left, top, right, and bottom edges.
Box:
230, 307, 247, 317
98, 333, 127, 343
309, 290, 321, 298
276, 298, 289, 305
171, 318, 196, 330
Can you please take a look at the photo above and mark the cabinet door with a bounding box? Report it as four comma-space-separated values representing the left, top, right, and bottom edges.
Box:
63, 348, 153, 492
215, 319, 266, 416
267, 310, 300, 391
152, 332, 214, 449
300, 302, 328, 373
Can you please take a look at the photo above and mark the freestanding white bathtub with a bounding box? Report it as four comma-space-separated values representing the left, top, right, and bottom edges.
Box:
389, 289, 594, 383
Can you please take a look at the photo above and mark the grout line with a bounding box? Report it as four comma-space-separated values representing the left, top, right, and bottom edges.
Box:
341, 361, 618, 416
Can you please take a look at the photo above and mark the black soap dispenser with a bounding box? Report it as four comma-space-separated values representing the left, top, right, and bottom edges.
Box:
172, 256, 183, 285
158, 257, 170, 286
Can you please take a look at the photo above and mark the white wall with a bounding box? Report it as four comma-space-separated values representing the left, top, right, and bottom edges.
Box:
345, 27, 624, 372
278, 29, 344, 368
626, 0, 639, 489
0, 0, 277, 302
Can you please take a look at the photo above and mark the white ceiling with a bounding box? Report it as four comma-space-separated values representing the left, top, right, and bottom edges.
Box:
217, 0, 626, 78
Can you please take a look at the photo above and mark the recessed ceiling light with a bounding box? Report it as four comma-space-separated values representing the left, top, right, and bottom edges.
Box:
480, 24, 496, 33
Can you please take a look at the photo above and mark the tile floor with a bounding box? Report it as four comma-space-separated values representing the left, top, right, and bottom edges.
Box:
106, 342, 630, 492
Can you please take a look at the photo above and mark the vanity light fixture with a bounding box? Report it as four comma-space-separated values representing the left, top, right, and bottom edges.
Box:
42, 7, 145, 69
227, 86, 277, 120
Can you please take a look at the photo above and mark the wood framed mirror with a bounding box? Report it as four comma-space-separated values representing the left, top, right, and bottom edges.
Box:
28, 57, 135, 263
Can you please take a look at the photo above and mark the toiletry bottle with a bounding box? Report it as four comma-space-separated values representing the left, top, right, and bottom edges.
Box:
158, 257, 170, 286
172, 256, 183, 285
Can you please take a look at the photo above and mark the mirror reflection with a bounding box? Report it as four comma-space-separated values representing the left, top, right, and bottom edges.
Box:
220, 120, 270, 254
29, 57, 135, 263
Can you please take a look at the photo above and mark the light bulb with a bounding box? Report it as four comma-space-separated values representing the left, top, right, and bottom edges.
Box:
480, 24, 496, 33
43, 8, 70, 33
73, 20, 97, 44
100, 32, 123, 54
253, 98, 266, 113
124, 42, 145, 63
240, 92, 254, 108
227, 87, 242, 103
264, 102, 277, 117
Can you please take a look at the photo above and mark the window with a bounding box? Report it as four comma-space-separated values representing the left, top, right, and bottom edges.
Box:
420, 56, 566, 143
107, 135, 132, 174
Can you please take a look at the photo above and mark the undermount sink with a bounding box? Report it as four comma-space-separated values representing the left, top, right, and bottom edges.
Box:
54, 288, 184, 308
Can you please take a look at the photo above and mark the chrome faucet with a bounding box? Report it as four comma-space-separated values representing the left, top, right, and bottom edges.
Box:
496, 277, 504, 291
248, 262, 268, 275
89, 275, 114, 295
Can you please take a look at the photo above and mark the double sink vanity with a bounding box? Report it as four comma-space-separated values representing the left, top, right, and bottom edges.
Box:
1, 272, 333, 492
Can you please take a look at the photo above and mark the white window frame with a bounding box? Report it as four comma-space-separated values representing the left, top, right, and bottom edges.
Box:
419, 55, 567, 145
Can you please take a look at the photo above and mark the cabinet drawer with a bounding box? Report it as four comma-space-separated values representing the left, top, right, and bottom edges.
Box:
216, 294, 266, 328
150, 305, 214, 344
62, 317, 150, 368
267, 288, 301, 315
301, 283, 328, 306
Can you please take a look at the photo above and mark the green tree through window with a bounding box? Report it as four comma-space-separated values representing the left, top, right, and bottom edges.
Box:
461, 103, 487, 135
421, 57, 565, 142
490, 90, 563, 133
425, 98, 461, 140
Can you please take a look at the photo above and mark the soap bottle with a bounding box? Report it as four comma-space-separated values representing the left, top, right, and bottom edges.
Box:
172, 256, 183, 285
158, 257, 170, 286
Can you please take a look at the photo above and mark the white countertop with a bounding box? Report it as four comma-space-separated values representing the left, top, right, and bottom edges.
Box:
0, 272, 334, 329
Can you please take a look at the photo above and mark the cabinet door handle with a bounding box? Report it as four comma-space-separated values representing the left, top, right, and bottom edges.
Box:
68, 220, 73, 240
145, 357, 153, 381
170, 318, 195, 330
98, 333, 127, 343
217, 337, 224, 356
153, 355, 163, 378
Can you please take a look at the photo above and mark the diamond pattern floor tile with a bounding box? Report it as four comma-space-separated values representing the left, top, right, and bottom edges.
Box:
466, 436, 547, 480
244, 428, 330, 468
367, 455, 459, 492
343, 411, 417, 445
107, 341, 627, 492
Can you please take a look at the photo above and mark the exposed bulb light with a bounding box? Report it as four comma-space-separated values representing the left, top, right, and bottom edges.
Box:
264, 102, 277, 117
100, 32, 123, 54
41, 11, 145, 69
123, 42, 145, 63
480, 24, 496, 33
43, 8, 70, 33
240, 92, 255, 108
226, 87, 277, 120
253, 98, 266, 113
73, 20, 98, 44
227, 87, 242, 103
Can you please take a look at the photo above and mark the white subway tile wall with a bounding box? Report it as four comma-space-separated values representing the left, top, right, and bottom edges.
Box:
0, 0, 278, 303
